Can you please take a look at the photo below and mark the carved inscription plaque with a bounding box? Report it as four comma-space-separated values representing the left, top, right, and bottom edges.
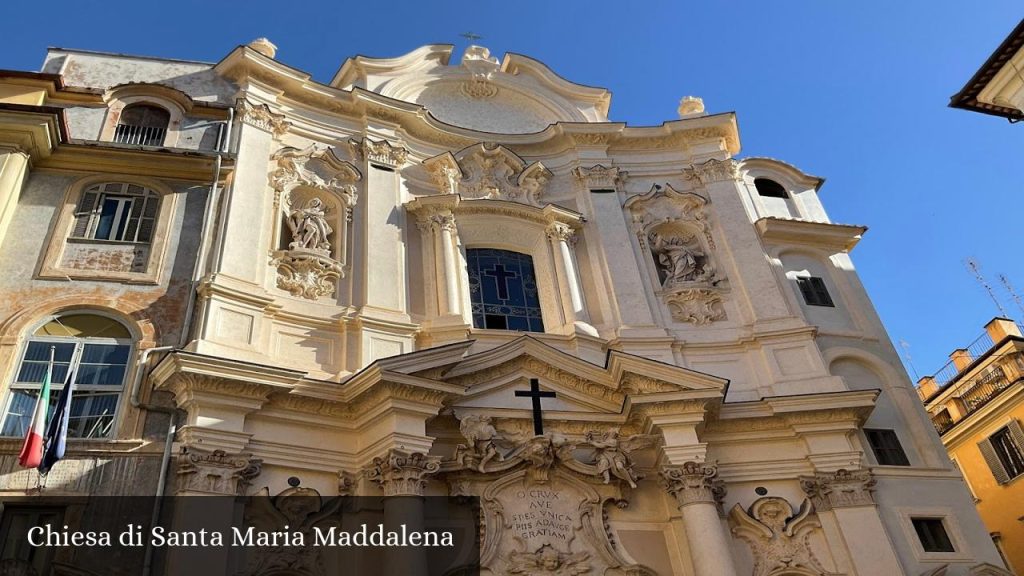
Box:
507, 486, 575, 546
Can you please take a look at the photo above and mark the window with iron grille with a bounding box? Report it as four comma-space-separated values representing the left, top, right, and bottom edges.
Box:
864, 428, 911, 466
466, 249, 544, 333
911, 518, 955, 553
795, 275, 835, 307
979, 422, 1024, 484
113, 104, 169, 146
71, 183, 160, 243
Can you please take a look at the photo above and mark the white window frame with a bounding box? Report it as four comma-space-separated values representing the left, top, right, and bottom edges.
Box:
894, 506, 972, 562
0, 313, 134, 441
72, 183, 160, 244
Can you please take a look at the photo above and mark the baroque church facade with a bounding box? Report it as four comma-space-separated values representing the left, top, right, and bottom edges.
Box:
0, 39, 1012, 575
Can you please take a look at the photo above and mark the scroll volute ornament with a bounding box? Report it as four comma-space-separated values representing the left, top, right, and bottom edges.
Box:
269, 144, 361, 300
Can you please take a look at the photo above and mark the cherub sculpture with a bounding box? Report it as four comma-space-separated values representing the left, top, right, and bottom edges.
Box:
581, 430, 659, 489
728, 497, 827, 576
507, 544, 590, 575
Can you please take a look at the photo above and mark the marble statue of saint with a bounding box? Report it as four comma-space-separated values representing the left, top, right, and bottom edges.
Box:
649, 231, 705, 284
287, 198, 333, 253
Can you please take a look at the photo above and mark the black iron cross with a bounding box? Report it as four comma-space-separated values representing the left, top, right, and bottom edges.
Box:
460, 32, 483, 43
483, 264, 517, 300
515, 378, 556, 436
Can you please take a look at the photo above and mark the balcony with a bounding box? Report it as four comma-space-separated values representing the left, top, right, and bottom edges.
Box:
112, 123, 166, 146
930, 354, 1024, 435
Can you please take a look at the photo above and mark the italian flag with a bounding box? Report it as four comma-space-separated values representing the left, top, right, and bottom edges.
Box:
17, 356, 52, 469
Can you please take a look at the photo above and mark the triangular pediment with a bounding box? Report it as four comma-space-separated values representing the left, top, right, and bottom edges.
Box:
422, 337, 725, 416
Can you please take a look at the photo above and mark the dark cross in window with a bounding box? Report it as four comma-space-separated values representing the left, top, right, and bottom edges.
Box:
514, 378, 556, 436
483, 264, 518, 300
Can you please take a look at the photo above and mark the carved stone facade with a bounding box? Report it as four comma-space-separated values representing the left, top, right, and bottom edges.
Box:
0, 39, 1006, 576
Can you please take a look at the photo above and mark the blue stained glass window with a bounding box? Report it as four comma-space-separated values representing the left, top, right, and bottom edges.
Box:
466, 249, 545, 333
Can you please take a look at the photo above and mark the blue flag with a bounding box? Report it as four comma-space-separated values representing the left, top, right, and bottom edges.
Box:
39, 343, 83, 475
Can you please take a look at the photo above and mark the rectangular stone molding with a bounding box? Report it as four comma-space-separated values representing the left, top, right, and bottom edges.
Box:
360, 161, 408, 319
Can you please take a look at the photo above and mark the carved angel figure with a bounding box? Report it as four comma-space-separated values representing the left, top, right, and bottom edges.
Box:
582, 430, 659, 489
729, 497, 827, 576
507, 544, 591, 575
459, 414, 511, 472
287, 198, 333, 253
649, 231, 709, 285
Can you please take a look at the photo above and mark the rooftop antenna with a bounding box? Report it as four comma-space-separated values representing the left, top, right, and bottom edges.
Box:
899, 339, 919, 380
998, 274, 1024, 318
965, 258, 1008, 317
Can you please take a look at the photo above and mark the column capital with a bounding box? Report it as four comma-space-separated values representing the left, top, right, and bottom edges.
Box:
682, 158, 740, 187
350, 136, 408, 169
545, 221, 577, 245
176, 447, 262, 496
660, 461, 726, 508
571, 164, 628, 191
423, 152, 463, 195
366, 449, 442, 497
799, 468, 876, 511
235, 98, 290, 138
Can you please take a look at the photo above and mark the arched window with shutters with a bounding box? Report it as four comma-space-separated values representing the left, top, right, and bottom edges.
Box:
113, 104, 170, 146
71, 182, 160, 243
1, 313, 134, 439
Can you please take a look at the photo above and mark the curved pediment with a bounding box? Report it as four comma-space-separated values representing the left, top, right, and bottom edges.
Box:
332, 45, 611, 134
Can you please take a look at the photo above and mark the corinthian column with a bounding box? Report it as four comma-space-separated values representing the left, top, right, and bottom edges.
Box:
661, 462, 738, 576
367, 449, 442, 576
545, 221, 596, 336
411, 199, 465, 320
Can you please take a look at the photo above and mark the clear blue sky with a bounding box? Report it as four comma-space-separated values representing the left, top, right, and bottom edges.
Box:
4, 1, 1022, 379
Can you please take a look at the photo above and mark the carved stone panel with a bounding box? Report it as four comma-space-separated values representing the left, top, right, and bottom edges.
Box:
437, 143, 552, 206
799, 468, 876, 511
729, 497, 828, 576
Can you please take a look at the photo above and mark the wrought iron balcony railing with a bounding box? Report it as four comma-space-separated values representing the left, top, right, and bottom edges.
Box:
112, 123, 167, 146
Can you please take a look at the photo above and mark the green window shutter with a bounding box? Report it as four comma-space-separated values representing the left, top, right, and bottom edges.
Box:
979, 438, 1010, 484
72, 190, 100, 238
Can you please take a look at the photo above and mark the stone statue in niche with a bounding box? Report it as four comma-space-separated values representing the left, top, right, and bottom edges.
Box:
648, 230, 714, 286
507, 544, 591, 575
286, 197, 333, 254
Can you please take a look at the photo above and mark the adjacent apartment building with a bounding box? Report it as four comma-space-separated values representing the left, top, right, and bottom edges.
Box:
919, 318, 1024, 572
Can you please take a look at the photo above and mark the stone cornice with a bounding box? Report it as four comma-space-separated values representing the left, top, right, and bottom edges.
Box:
37, 142, 232, 182
0, 107, 61, 161
707, 390, 877, 434
212, 45, 740, 155
754, 217, 867, 252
